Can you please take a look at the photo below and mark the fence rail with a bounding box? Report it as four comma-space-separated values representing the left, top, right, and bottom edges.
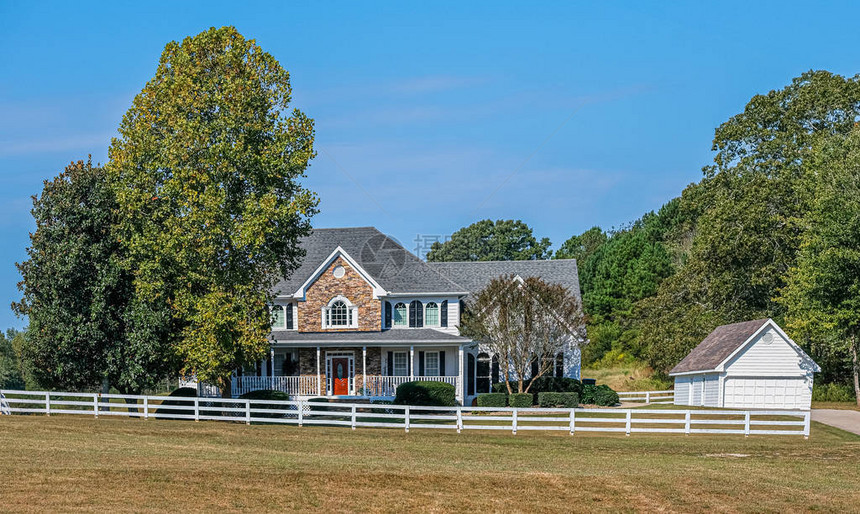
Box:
0, 389, 809, 438
617, 390, 675, 404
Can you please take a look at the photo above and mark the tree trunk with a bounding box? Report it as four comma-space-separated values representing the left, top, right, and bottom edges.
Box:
220, 376, 233, 399
851, 333, 860, 408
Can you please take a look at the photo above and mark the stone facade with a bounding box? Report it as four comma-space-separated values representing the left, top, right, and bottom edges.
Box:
297, 256, 381, 332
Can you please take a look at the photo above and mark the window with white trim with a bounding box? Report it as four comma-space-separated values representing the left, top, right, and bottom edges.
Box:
425, 351, 440, 376
272, 305, 286, 329
393, 352, 409, 376
393, 302, 407, 327
323, 297, 358, 329
425, 302, 439, 326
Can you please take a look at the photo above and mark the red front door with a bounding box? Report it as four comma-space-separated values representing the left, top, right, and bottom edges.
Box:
332, 357, 350, 395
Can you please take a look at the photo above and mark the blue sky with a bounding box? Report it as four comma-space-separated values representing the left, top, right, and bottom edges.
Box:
1, 1, 859, 329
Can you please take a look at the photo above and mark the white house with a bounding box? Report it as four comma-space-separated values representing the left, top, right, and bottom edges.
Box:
225, 227, 584, 405
670, 319, 819, 410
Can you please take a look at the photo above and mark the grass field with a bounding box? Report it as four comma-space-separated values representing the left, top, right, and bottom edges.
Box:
1, 416, 858, 512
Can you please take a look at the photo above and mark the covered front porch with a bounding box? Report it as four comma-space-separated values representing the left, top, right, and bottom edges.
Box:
231, 343, 466, 403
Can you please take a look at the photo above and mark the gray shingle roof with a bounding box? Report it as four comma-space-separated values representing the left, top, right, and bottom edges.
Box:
669, 319, 769, 374
273, 227, 466, 295
271, 328, 470, 345
426, 259, 581, 301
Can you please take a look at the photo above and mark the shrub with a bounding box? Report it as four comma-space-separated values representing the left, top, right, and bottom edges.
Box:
154, 387, 198, 419
493, 377, 582, 397
508, 393, 533, 408
812, 382, 856, 403
537, 391, 578, 408
239, 389, 292, 419
476, 393, 507, 408
580, 384, 619, 406
393, 381, 456, 406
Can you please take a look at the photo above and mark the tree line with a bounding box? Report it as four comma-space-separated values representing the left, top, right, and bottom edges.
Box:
429, 71, 860, 401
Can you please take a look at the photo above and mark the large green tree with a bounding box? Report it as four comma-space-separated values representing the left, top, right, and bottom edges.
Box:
427, 219, 551, 262
779, 127, 860, 404
107, 27, 317, 393
13, 160, 176, 393
638, 70, 860, 374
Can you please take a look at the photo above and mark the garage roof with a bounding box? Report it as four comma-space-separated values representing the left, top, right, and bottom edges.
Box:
669, 319, 769, 375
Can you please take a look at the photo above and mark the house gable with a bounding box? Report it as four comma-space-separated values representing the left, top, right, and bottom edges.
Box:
721, 322, 820, 376
298, 256, 382, 333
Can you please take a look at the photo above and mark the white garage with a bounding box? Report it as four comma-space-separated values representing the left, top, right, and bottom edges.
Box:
670, 319, 819, 410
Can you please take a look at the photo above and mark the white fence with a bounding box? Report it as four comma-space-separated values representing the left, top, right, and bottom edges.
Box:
0, 389, 810, 437
617, 390, 675, 404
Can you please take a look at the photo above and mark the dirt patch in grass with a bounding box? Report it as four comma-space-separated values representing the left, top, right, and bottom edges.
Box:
1, 416, 858, 512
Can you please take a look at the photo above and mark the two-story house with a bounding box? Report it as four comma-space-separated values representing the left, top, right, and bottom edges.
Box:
230, 227, 583, 405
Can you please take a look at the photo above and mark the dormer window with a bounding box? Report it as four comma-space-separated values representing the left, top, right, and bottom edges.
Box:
425, 302, 439, 326
272, 304, 294, 330
393, 302, 407, 327
322, 296, 358, 329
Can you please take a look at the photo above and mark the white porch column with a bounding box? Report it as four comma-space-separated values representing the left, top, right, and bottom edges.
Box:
410, 346, 415, 379
458, 345, 465, 404
316, 346, 322, 396
270, 348, 275, 389
362, 346, 367, 396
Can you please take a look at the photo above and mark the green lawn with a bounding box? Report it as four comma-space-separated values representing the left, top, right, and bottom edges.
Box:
1, 416, 858, 512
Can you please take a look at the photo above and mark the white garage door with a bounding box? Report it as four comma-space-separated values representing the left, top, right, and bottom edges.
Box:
723, 376, 812, 409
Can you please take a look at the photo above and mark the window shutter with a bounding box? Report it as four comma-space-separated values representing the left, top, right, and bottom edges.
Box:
418, 351, 425, 376
286, 304, 293, 330
409, 302, 416, 327
387, 352, 393, 376
384, 301, 392, 328
439, 351, 446, 375
440, 301, 448, 327
415, 301, 424, 327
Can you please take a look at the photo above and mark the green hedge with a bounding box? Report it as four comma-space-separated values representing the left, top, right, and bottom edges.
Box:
492, 377, 583, 396
508, 393, 533, 408
476, 393, 507, 408
394, 381, 457, 406
537, 391, 579, 408
580, 384, 619, 406
812, 382, 856, 402
239, 389, 291, 419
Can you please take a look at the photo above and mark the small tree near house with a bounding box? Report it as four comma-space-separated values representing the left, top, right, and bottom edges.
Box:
460, 275, 586, 394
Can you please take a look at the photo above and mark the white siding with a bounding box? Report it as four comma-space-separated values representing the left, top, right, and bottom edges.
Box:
674, 376, 691, 405
703, 374, 720, 407
724, 327, 815, 377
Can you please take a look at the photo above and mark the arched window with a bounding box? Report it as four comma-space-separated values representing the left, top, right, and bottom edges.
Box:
393, 302, 407, 326
409, 300, 423, 328
425, 302, 439, 326
323, 296, 356, 328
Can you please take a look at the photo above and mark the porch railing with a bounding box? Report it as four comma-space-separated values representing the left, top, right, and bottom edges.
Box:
362, 375, 459, 397
232, 376, 320, 397
231, 375, 458, 398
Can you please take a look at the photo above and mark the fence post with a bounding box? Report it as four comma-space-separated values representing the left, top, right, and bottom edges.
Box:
93, 394, 99, 418
143, 397, 149, 420
684, 410, 691, 435
45, 392, 51, 416
625, 409, 632, 436
245, 399, 251, 425
803, 411, 810, 439
512, 408, 518, 435
298, 400, 304, 427
456, 407, 462, 433
351, 405, 356, 430
744, 411, 750, 437
404, 406, 410, 433
569, 409, 576, 435
194, 398, 200, 422
645, 391, 651, 404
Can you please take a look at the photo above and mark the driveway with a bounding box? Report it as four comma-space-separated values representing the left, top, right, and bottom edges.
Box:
812, 409, 860, 435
